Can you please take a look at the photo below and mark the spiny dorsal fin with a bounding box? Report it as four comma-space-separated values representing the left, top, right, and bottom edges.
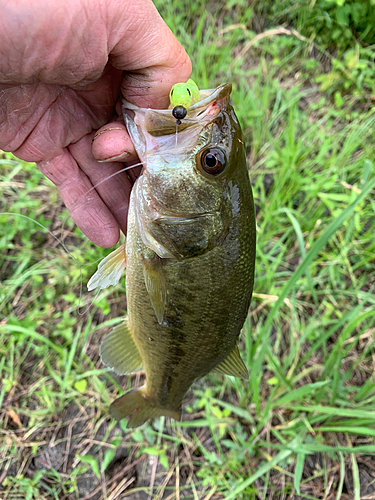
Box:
87, 243, 126, 291
211, 345, 248, 379
100, 318, 143, 375
142, 254, 167, 325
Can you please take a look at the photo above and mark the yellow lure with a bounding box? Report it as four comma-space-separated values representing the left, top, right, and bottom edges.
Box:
169, 79, 200, 123
169, 78, 200, 108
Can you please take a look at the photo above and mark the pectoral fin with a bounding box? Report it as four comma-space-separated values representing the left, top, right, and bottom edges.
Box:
142, 254, 167, 325
88, 243, 126, 291
100, 318, 143, 375
211, 346, 248, 379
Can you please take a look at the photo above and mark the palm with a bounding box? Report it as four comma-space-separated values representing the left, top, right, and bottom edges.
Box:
2, 63, 120, 160
1, 64, 135, 246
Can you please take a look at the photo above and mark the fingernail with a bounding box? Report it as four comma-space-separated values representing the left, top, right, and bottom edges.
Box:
92, 127, 125, 142
97, 151, 132, 163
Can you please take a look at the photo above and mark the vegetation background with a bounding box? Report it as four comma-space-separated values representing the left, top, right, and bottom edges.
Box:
1, 0, 375, 498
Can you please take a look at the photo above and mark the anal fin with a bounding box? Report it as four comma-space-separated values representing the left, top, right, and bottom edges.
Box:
88, 243, 126, 291
211, 345, 248, 379
100, 318, 143, 375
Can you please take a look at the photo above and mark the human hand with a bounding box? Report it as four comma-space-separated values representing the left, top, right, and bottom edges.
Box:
0, 0, 191, 247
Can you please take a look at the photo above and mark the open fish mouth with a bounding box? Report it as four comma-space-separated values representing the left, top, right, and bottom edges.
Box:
122, 83, 232, 158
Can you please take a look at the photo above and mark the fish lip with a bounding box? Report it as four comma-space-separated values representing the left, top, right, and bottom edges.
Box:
188, 83, 232, 114
155, 211, 219, 221
122, 83, 232, 118
137, 173, 220, 221
147, 192, 218, 221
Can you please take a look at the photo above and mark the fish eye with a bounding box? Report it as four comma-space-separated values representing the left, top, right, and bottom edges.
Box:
200, 148, 226, 176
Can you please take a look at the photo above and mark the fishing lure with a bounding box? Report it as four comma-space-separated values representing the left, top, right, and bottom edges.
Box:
169, 78, 200, 124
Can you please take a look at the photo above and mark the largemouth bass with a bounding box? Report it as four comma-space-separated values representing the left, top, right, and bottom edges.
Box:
88, 83, 256, 428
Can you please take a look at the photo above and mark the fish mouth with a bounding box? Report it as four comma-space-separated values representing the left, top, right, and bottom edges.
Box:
122, 84, 232, 158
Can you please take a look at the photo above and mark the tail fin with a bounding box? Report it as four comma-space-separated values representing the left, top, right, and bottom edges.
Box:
110, 386, 182, 428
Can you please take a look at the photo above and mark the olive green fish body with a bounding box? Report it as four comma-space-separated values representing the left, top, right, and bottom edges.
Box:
126, 162, 254, 412
89, 84, 256, 427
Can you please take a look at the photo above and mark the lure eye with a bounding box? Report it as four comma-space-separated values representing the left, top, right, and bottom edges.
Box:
200, 149, 226, 176
172, 106, 187, 121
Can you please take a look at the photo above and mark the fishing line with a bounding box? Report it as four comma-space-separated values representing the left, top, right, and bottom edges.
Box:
0, 211, 112, 312
60, 160, 144, 235
76, 161, 144, 203
77, 287, 102, 316
2, 160, 143, 314
57, 160, 143, 309
0, 212, 77, 261
175, 122, 179, 147
3, 161, 144, 263
0, 211, 90, 313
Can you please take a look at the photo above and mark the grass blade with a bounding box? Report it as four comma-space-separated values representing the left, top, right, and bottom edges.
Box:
251, 175, 375, 400
224, 447, 293, 500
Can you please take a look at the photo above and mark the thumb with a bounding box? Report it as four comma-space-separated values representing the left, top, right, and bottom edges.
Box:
107, 0, 192, 109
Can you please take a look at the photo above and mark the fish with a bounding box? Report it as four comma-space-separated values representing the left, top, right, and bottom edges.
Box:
88, 83, 256, 428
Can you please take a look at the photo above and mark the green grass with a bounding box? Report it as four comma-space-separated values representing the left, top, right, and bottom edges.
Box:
1, 1, 375, 499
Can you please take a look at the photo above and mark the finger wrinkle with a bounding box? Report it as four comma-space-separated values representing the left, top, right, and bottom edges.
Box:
58, 181, 120, 244
71, 206, 120, 247
57, 167, 103, 211
38, 152, 79, 187
15, 89, 102, 161
39, 156, 99, 212
1, 1, 109, 86
37, 149, 121, 246
68, 136, 132, 234
0, 83, 63, 153
120, 50, 192, 109
60, 182, 95, 211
